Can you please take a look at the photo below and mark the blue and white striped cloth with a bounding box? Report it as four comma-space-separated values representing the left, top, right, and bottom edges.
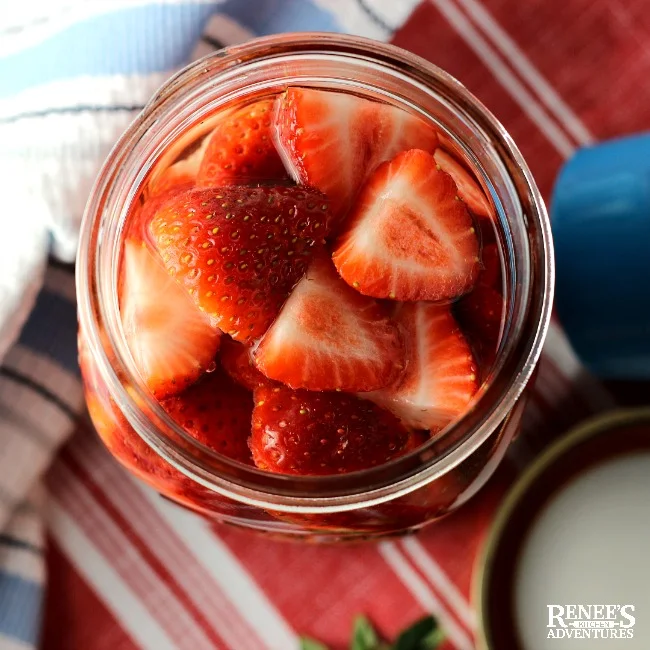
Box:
0, 2, 421, 648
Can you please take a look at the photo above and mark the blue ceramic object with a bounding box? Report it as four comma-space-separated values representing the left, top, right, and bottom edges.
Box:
551, 133, 650, 379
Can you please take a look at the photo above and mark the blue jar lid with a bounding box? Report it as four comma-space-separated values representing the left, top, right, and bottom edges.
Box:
551, 133, 650, 379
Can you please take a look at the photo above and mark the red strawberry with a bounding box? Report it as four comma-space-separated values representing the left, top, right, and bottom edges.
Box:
332, 149, 480, 302
274, 88, 439, 219
253, 253, 405, 391
479, 243, 502, 289
149, 185, 332, 342
120, 239, 221, 398
197, 99, 288, 186
364, 303, 479, 431
250, 385, 416, 475
220, 336, 268, 390
454, 285, 504, 366
161, 368, 253, 463
433, 148, 494, 219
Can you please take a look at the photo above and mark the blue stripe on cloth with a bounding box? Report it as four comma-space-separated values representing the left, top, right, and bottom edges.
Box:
0, 572, 42, 646
0, 3, 219, 98
218, 0, 341, 35
17, 292, 78, 376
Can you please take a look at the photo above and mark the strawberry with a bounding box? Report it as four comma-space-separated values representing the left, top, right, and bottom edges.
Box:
149, 185, 332, 342
363, 303, 479, 431
253, 253, 405, 391
161, 368, 253, 464
197, 99, 288, 186
120, 240, 221, 398
250, 385, 416, 475
332, 149, 480, 302
219, 336, 269, 390
274, 88, 439, 219
454, 284, 504, 366
478, 242, 502, 289
433, 148, 494, 219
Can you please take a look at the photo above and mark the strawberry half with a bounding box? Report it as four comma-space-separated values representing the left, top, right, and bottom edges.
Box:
197, 99, 288, 187
120, 239, 221, 398
274, 88, 439, 220
253, 253, 405, 391
219, 336, 269, 390
332, 149, 480, 302
364, 303, 479, 431
149, 185, 333, 342
161, 367, 253, 464
250, 385, 416, 475
434, 148, 494, 219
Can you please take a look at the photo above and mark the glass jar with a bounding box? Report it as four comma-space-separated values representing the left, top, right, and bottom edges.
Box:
76, 33, 553, 541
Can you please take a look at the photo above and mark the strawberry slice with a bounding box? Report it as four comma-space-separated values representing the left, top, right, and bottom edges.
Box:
333, 149, 480, 302
197, 99, 288, 187
274, 88, 439, 219
220, 336, 269, 390
454, 284, 504, 366
364, 303, 479, 431
434, 148, 494, 219
253, 253, 405, 391
161, 368, 253, 464
120, 240, 221, 398
149, 185, 332, 342
250, 385, 416, 475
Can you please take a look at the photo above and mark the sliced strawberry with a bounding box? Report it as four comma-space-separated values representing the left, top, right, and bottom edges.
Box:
253, 253, 405, 391
479, 243, 502, 289
364, 303, 479, 431
333, 149, 480, 302
197, 99, 288, 187
434, 148, 494, 219
250, 385, 416, 475
454, 284, 504, 366
161, 368, 253, 463
149, 185, 332, 342
220, 336, 268, 390
274, 88, 438, 219
120, 239, 221, 398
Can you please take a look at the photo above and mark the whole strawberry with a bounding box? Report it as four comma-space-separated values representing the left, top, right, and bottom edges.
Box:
250, 385, 416, 475
149, 186, 332, 341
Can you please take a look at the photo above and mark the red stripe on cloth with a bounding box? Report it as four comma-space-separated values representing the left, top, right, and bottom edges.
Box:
464, 0, 650, 139
391, 0, 565, 198
59, 445, 230, 650
46, 456, 217, 650
213, 525, 426, 647
42, 537, 139, 650
64, 428, 265, 650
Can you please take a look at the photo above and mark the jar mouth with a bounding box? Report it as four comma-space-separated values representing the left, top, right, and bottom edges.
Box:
77, 33, 554, 512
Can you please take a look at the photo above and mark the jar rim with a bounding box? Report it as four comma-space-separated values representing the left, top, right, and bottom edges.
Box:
76, 32, 554, 512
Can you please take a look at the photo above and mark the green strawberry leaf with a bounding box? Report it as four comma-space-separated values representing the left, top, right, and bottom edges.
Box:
392, 616, 444, 650
300, 637, 330, 650
350, 616, 380, 650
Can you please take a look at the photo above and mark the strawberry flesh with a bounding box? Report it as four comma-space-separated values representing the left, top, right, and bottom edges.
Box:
254, 253, 405, 391
333, 148, 480, 302
220, 336, 269, 390
149, 185, 333, 342
197, 99, 288, 186
250, 385, 416, 475
364, 303, 479, 431
161, 368, 253, 464
120, 239, 221, 398
434, 148, 494, 219
274, 88, 439, 220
